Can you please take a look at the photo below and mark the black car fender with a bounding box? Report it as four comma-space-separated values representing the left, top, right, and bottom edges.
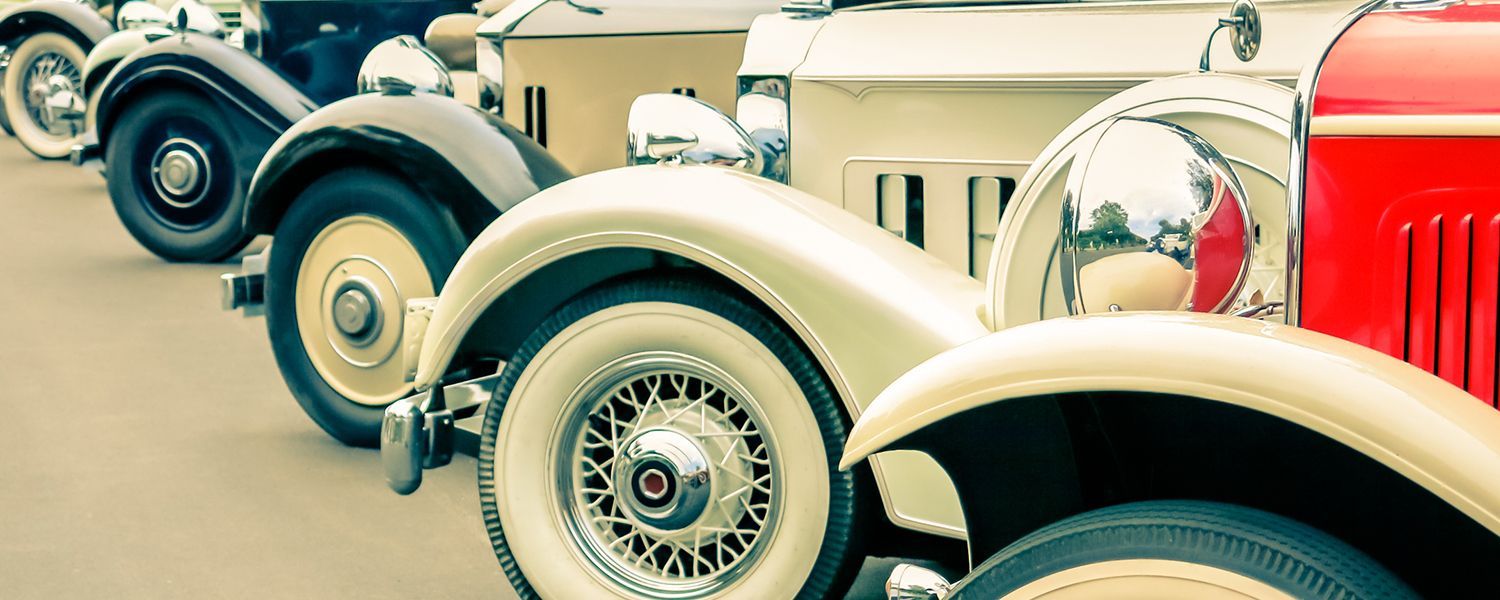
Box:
0, 1, 113, 50
244, 92, 572, 238
93, 32, 317, 187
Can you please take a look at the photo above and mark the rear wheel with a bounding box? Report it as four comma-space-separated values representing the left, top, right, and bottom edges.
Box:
106, 90, 250, 262
266, 168, 465, 446
957, 500, 1416, 599
479, 277, 864, 598
3, 32, 85, 158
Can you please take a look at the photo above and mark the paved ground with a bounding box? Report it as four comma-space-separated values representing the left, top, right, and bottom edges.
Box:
0, 138, 910, 598
0, 138, 513, 598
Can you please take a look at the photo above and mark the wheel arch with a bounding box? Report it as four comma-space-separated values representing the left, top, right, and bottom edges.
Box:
416, 165, 994, 540
244, 93, 568, 238
842, 312, 1500, 594
0, 2, 113, 51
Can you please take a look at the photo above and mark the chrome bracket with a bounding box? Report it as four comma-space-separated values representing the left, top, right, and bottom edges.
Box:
381, 374, 499, 495
1199, 0, 1261, 72
220, 247, 268, 316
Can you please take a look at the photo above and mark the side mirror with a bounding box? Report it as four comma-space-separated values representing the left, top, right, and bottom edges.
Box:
1059, 117, 1253, 314
627, 93, 762, 174
356, 36, 454, 98
116, 1, 169, 30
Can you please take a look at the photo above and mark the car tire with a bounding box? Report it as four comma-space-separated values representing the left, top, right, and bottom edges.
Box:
3, 32, 85, 158
105, 90, 251, 262
266, 168, 465, 447
479, 276, 864, 599
955, 500, 1417, 599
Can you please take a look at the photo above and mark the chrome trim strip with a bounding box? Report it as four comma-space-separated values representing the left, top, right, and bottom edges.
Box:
1285, 0, 1387, 326
1309, 114, 1500, 137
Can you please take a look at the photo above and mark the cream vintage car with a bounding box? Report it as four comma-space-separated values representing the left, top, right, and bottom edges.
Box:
367, 0, 1376, 597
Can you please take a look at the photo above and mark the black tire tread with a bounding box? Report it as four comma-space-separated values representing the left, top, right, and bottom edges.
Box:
954, 500, 1417, 600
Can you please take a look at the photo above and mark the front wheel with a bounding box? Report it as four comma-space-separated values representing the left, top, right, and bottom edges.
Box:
105, 90, 251, 262
265, 168, 465, 447
957, 500, 1417, 599
480, 277, 864, 598
2, 32, 85, 158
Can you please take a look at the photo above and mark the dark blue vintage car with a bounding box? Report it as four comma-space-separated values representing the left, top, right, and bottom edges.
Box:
78, 0, 473, 262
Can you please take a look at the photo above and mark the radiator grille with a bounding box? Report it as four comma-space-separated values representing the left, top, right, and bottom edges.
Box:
1383, 211, 1500, 406
216, 9, 241, 29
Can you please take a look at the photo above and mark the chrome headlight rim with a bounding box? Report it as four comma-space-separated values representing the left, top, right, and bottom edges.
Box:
356, 35, 454, 98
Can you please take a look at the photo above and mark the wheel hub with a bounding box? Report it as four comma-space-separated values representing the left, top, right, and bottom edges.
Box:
150, 138, 211, 207
22, 51, 81, 136
330, 279, 381, 342
614, 429, 713, 532
559, 354, 780, 593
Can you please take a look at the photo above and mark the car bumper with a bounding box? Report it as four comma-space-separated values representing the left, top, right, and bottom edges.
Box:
220, 247, 268, 316
381, 374, 496, 494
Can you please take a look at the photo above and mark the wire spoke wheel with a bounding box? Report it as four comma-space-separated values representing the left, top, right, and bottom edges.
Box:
557, 353, 781, 595
21, 50, 82, 137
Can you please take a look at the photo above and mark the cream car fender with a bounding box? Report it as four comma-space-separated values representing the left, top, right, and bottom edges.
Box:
841, 312, 1500, 547
987, 72, 1295, 330
413, 164, 989, 537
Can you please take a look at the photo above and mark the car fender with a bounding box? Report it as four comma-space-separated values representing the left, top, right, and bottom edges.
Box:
417, 164, 990, 537
0, 1, 113, 50
244, 92, 571, 237
82, 26, 168, 95
94, 31, 316, 181
841, 312, 1500, 542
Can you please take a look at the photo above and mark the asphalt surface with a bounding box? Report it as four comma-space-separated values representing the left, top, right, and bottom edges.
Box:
0, 137, 906, 599
0, 138, 513, 598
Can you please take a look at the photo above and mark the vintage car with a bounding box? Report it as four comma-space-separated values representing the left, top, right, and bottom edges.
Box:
75, 0, 478, 262
354, 0, 1388, 596
218, 0, 780, 452
839, 0, 1500, 597
0, 0, 236, 157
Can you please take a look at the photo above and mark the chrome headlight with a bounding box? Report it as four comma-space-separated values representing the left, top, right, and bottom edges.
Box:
735, 75, 790, 183
167, 0, 227, 38
626, 93, 761, 174
476, 38, 503, 114
356, 36, 454, 97
116, 1, 169, 30
1059, 117, 1254, 315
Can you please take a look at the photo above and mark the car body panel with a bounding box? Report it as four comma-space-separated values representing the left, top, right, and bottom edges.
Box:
500, 32, 747, 174
1297, 0, 1500, 406
840, 311, 1500, 541
504, 0, 774, 38
413, 164, 989, 536
245, 92, 571, 236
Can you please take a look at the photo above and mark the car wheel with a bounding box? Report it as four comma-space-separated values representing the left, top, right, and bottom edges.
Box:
105, 90, 251, 262
266, 168, 464, 447
479, 277, 863, 598
2, 32, 85, 159
956, 500, 1416, 599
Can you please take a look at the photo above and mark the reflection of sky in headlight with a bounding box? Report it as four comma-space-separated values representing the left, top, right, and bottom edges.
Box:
1079, 121, 1209, 238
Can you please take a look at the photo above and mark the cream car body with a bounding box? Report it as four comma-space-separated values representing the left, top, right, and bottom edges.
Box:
393, 0, 1364, 549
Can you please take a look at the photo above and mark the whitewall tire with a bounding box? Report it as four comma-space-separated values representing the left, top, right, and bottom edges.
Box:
3, 32, 85, 159
479, 277, 864, 598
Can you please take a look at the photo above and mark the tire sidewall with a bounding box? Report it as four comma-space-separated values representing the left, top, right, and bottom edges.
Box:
104, 90, 250, 262
4, 32, 85, 159
265, 168, 464, 447
480, 280, 858, 599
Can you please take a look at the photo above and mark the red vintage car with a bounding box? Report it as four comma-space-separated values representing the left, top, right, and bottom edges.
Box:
844, 0, 1500, 597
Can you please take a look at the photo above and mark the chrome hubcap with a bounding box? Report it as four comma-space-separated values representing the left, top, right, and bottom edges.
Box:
150, 138, 211, 207
614, 429, 713, 532
331, 279, 382, 343
22, 51, 81, 136
559, 353, 779, 595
